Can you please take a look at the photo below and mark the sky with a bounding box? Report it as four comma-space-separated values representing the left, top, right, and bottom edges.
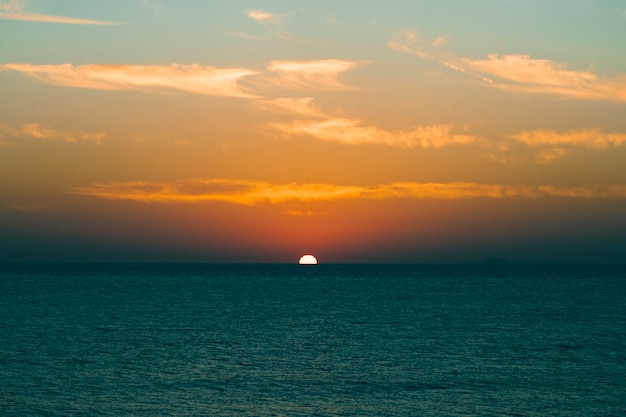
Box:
1, 0, 626, 263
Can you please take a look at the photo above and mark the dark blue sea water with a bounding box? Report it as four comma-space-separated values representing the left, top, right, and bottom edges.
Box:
1, 264, 625, 416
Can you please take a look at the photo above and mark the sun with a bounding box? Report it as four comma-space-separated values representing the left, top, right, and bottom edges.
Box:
298, 254, 318, 265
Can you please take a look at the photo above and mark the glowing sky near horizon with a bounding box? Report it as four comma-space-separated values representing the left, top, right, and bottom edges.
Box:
1, 0, 625, 263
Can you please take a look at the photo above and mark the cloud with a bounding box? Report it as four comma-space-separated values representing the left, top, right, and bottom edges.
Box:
286, 210, 325, 216
3, 60, 361, 97
266, 59, 363, 90
257, 97, 327, 117
431, 35, 449, 48
259, 95, 477, 150
462, 54, 626, 101
388, 31, 429, 59
326, 16, 341, 25
490, 128, 626, 164
1, 63, 259, 98
466, 54, 595, 86
0, 0, 118, 24
0, 122, 105, 144
225, 30, 262, 40
511, 128, 626, 150
247, 9, 283, 24
71, 179, 365, 205
388, 32, 467, 73
247, 9, 290, 39
71, 179, 626, 205
389, 32, 626, 102
534, 147, 570, 164
270, 118, 476, 148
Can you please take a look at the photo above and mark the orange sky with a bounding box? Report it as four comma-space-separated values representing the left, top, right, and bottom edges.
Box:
1, 0, 626, 263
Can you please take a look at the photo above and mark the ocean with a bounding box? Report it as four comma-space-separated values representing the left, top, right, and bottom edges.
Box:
1, 263, 624, 416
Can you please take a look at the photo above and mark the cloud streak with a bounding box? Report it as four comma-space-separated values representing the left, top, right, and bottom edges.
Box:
71, 179, 365, 205
270, 118, 476, 148
71, 179, 626, 205
464, 54, 626, 102
0, 122, 105, 144
266, 59, 363, 90
3, 59, 362, 96
258, 94, 477, 149
0, 0, 118, 24
511, 128, 626, 150
1, 63, 259, 98
247, 9, 284, 25
247, 9, 290, 39
257, 97, 328, 117
388, 32, 467, 73
389, 31, 626, 102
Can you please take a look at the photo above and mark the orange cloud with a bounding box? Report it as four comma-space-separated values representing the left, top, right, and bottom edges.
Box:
247, 9, 284, 24
326, 16, 341, 26
71, 179, 626, 205
535, 148, 570, 164
389, 32, 626, 102
226, 31, 262, 40
511, 128, 626, 150
465, 54, 594, 87
463, 54, 626, 101
0, 0, 118, 24
257, 97, 327, 117
1, 63, 259, 98
71, 179, 365, 205
0, 122, 105, 144
246, 9, 291, 39
431, 35, 449, 48
270, 118, 476, 148
388, 32, 467, 73
266, 59, 362, 90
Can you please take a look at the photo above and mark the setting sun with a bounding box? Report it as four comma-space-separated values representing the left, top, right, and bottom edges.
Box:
298, 255, 318, 265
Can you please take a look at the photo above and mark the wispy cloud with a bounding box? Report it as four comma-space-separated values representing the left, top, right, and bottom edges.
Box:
326, 16, 341, 25
247, 9, 290, 39
0, 0, 118, 24
388, 31, 426, 56
286, 210, 326, 216
3, 60, 360, 97
466, 54, 595, 87
257, 97, 327, 117
270, 118, 476, 148
0, 122, 105, 144
431, 35, 449, 48
225, 30, 262, 40
534, 147, 569, 164
388, 32, 467, 73
71, 179, 365, 205
259, 93, 477, 149
266, 59, 363, 90
71, 178, 626, 205
389, 31, 626, 102
247, 9, 284, 24
1, 63, 259, 98
511, 128, 626, 150
0, 59, 362, 99
463, 54, 626, 101
488, 128, 626, 164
